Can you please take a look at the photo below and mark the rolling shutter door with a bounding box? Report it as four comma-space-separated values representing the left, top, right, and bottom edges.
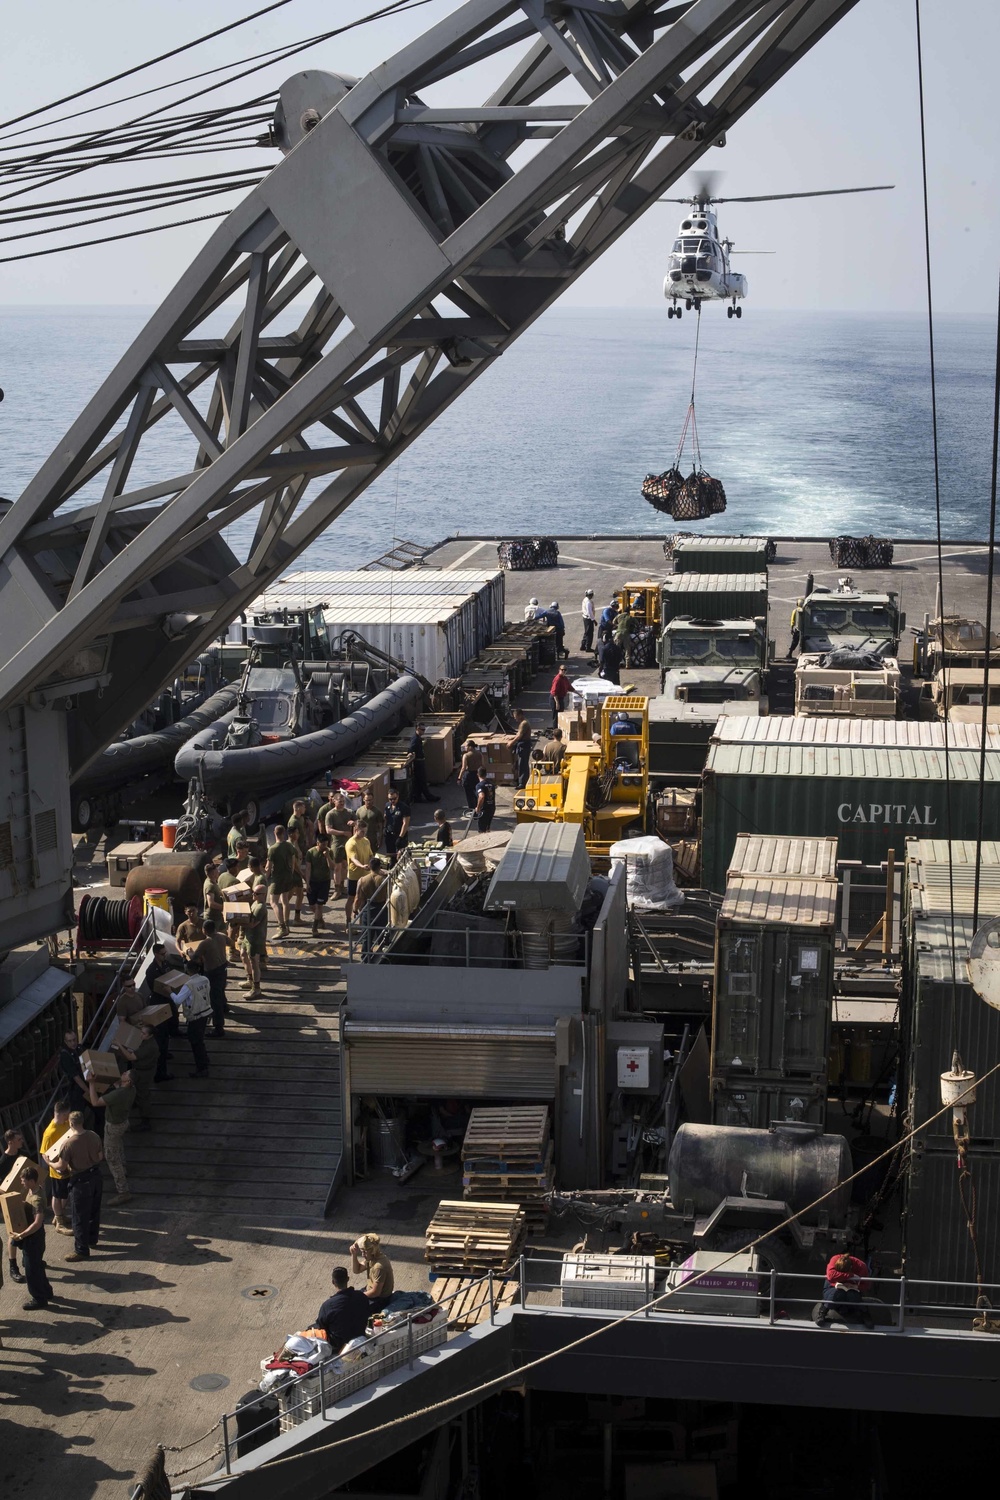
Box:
345, 1023, 556, 1099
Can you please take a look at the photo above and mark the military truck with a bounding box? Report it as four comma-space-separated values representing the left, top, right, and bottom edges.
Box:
795, 652, 901, 719
651, 618, 769, 773
918, 668, 1000, 724
794, 581, 903, 658
657, 615, 770, 693
913, 615, 1000, 679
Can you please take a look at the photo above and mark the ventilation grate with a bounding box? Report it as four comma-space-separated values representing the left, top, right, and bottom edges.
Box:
34, 809, 58, 855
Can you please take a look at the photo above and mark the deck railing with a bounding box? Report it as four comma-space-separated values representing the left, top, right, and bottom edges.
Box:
210, 1256, 1000, 1478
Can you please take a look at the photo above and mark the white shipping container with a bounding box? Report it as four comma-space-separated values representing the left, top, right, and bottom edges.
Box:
256, 570, 506, 651
316, 602, 469, 681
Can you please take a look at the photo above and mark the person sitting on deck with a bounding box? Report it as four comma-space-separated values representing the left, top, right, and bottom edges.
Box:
813, 1252, 875, 1328
350, 1232, 395, 1312
314, 1266, 371, 1351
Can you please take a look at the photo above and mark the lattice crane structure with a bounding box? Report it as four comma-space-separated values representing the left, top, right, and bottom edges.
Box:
0, 0, 858, 946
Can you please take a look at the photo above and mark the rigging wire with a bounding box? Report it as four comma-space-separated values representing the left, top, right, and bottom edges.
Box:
914, 0, 959, 1060
0, 0, 431, 201
0, 0, 303, 136
0, 180, 265, 247
0, 209, 231, 265
973, 267, 1000, 932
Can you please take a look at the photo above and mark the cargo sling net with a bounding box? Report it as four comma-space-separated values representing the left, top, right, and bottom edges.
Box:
642, 308, 726, 519
829, 535, 895, 568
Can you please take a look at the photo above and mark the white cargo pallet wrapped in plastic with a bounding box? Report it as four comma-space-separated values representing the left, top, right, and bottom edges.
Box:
609, 836, 683, 909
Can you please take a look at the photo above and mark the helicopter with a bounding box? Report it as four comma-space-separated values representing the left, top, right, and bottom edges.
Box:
659, 176, 894, 318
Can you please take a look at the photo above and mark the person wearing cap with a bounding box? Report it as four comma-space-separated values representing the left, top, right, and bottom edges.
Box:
598, 599, 618, 644
523, 596, 540, 621
580, 589, 596, 653
540, 601, 567, 659
350, 1232, 395, 1312
549, 664, 572, 726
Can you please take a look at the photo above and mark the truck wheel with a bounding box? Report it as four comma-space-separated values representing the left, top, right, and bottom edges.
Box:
243, 798, 260, 834
72, 797, 93, 833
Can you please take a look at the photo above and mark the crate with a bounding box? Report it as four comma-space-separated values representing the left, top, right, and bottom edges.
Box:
560, 1253, 656, 1311
433, 1274, 521, 1330
424, 1200, 526, 1273
461, 1106, 551, 1168
106, 841, 155, 889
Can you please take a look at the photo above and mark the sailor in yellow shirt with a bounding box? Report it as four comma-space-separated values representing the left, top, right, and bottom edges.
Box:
344, 823, 372, 926
40, 1100, 72, 1233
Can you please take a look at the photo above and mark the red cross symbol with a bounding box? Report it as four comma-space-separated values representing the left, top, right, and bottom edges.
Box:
626, 1059, 640, 1073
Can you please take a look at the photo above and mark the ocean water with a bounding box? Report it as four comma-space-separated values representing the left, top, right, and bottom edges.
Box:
0, 305, 996, 568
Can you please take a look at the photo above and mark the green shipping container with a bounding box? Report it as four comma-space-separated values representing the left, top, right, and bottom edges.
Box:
660, 571, 768, 627
672, 536, 771, 573
702, 739, 1000, 893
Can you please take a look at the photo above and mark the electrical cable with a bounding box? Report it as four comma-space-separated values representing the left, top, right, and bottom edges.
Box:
173, 1055, 1000, 1482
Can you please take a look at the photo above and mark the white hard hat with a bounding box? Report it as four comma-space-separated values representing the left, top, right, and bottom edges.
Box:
585, 589, 594, 597
530, 597, 539, 605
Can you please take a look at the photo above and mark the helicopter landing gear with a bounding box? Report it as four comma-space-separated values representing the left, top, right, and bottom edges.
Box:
727, 306, 733, 318
668, 303, 682, 318
727, 303, 743, 319
736, 304, 742, 318
685, 298, 693, 311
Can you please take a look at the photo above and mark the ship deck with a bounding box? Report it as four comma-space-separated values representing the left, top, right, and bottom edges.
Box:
5, 532, 998, 1499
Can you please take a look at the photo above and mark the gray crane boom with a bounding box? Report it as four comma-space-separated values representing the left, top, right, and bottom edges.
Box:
0, 0, 857, 950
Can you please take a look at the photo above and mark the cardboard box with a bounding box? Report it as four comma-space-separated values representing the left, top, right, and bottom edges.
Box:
222, 901, 252, 925
134, 1002, 173, 1027
0, 1154, 34, 1200
153, 971, 189, 999
422, 726, 455, 785
106, 840, 154, 888
0, 1192, 30, 1237
80, 1049, 121, 1085
112, 1020, 144, 1053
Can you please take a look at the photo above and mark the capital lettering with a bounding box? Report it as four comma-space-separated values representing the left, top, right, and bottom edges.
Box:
923, 805, 937, 826
837, 803, 851, 822
853, 807, 867, 822
869, 804, 883, 822
906, 807, 921, 824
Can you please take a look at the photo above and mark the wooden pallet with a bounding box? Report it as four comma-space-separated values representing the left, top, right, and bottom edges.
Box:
433, 1274, 521, 1330
424, 1199, 527, 1272
463, 1142, 554, 1188
461, 1107, 551, 1167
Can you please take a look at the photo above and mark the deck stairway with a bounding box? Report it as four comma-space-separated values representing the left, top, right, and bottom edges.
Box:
125, 937, 345, 1219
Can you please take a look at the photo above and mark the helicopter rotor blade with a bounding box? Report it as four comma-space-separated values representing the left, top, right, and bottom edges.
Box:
711, 184, 894, 204
691, 170, 723, 207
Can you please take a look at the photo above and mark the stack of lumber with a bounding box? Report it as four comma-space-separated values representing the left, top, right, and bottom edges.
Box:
433, 1273, 521, 1331
461, 1106, 554, 1228
424, 1200, 526, 1274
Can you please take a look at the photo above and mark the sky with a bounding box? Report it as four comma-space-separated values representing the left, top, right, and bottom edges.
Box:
0, 0, 996, 313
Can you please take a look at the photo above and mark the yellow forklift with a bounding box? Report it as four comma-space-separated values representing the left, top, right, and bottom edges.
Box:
615, 581, 662, 631
513, 695, 650, 856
